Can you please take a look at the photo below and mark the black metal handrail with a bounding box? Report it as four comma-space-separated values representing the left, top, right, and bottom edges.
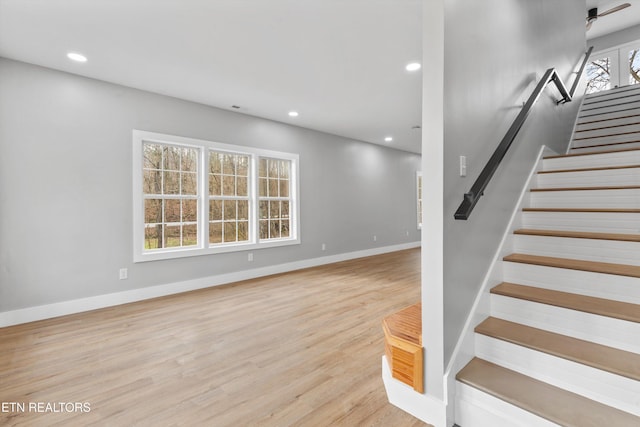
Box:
454, 47, 593, 220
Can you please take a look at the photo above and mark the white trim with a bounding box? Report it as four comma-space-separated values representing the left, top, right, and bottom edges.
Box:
382, 356, 447, 427
444, 145, 554, 421
0, 242, 419, 328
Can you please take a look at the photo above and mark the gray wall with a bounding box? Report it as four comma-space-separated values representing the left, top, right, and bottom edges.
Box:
589, 23, 640, 52
442, 0, 586, 364
0, 58, 421, 312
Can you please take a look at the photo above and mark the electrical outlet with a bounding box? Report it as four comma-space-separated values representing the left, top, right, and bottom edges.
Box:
373, 235, 377, 242
321, 243, 326, 251
119, 268, 128, 280
248, 252, 254, 262
460, 156, 467, 177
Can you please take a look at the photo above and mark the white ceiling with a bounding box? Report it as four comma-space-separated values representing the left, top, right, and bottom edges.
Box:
586, 0, 640, 39
0, 0, 423, 153
1, 1, 640, 155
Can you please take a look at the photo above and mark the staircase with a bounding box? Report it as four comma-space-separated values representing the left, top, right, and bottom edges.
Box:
455, 86, 640, 426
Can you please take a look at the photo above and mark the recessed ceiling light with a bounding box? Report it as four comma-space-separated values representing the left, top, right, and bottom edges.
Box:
384, 136, 393, 142
67, 52, 87, 63
405, 62, 421, 71
288, 111, 299, 117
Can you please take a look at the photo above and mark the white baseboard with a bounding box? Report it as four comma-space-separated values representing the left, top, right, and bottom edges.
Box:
0, 242, 419, 328
381, 356, 447, 427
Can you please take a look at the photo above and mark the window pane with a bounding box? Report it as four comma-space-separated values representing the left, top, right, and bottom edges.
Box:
259, 158, 268, 177
165, 199, 181, 223
222, 154, 235, 175
237, 156, 249, 176
224, 200, 237, 220
259, 200, 268, 219
181, 148, 197, 172
238, 200, 249, 220
224, 221, 237, 242
209, 174, 221, 196
143, 143, 163, 169
163, 146, 181, 171
223, 175, 235, 196
209, 222, 222, 244
259, 178, 268, 197
209, 200, 222, 221
271, 201, 281, 219
144, 199, 163, 224
279, 160, 290, 179
237, 177, 248, 197
183, 224, 198, 246
279, 179, 289, 198
268, 160, 278, 178
182, 172, 197, 195
163, 171, 180, 194
586, 57, 611, 94
210, 152, 222, 174
145, 225, 162, 249
143, 170, 162, 194
281, 220, 290, 238
164, 225, 181, 247
238, 221, 249, 241
270, 220, 280, 239
281, 201, 289, 219
630, 49, 640, 85
183, 200, 198, 222
259, 220, 269, 239
268, 179, 279, 197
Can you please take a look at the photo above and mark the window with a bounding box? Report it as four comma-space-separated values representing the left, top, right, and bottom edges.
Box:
587, 41, 640, 94
416, 172, 423, 229
133, 131, 300, 262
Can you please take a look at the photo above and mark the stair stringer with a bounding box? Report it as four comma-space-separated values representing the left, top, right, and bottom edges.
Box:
444, 145, 555, 425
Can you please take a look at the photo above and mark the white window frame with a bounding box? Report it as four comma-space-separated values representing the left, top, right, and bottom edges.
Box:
133, 130, 300, 262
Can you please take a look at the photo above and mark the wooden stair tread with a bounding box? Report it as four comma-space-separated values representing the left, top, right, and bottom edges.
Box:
531, 185, 640, 192
571, 140, 640, 150
456, 358, 640, 427
544, 147, 640, 159
476, 317, 640, 381
523, 207, 640, 213
514, 229, 640, 242
538, 164, 640, 174
491, 282, 640, 323
382, 302, 421, 346
503, 253, 640, 278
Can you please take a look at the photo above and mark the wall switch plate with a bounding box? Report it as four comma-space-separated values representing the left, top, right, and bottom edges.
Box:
119, 268, 128, 280
460, 155, 467, 177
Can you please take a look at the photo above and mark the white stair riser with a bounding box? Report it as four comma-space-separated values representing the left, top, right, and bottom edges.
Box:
570, 141, 640, 154
490, 294, 640, 354
502, 262, 640, 304
475, 335, 640, 416
521, 211, 640, 234
536, 168, 640, 188
578, 110, 640, 125
572, 133, 640, 147
542, 150, 640, 171
580, 100, 640, 117
512, 235, 640, 267
455, 382, 559, 427
529, 188, 640, 209
574, 123, 640, 139
582, 94, 640, 110
575, 115, 640, 132
584, 87, 640, 104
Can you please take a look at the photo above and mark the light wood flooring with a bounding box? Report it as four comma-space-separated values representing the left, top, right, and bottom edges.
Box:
0, 249, 426, 427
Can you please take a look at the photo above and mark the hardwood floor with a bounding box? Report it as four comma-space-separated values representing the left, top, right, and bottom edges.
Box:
0, 249, 427, 426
